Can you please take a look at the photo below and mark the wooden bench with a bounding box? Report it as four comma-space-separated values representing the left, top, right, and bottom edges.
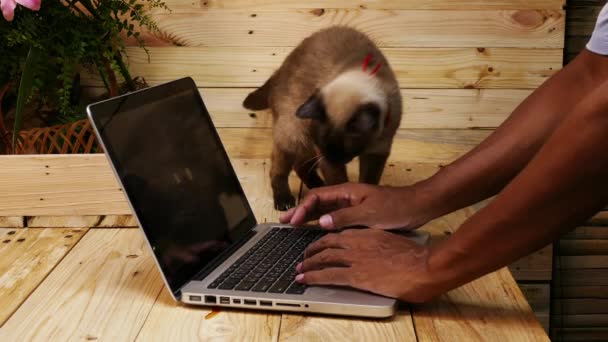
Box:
0, 155, 548, 340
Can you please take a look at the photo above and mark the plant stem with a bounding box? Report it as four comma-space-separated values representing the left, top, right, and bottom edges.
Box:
114, 51, 136, 92
103, 59, 119, 97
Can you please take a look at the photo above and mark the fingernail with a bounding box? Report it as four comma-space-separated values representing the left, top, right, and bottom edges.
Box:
295, 274, 304, 283
319, 215, 333, 227
296, 262, 302, 272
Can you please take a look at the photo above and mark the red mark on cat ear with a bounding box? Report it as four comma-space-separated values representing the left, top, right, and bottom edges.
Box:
362, 54, 382, 76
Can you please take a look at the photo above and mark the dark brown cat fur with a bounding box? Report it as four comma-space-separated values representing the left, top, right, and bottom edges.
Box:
243, 26, 402, 210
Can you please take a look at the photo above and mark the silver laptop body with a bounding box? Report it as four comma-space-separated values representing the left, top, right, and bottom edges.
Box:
87, 77, 427, 318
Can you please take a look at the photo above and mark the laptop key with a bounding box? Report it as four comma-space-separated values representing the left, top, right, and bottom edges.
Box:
235, 280, 256, 291
286, 282, 307, 294
268, 280, 291, 293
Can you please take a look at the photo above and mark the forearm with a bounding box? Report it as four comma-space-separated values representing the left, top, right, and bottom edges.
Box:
426, 80, 608, 295
417, 50, 608, 220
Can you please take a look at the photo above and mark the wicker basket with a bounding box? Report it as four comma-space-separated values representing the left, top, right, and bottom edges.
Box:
15, 119, 100, 154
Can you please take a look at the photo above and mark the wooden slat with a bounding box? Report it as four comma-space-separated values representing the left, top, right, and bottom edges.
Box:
136, 288, 281, 341
154, 0, 565, 11
566, 6, 601, 37
520, 283, 550, 314
0, 228, 87, 325
137, 10, 564, 48
0, 216, 24, 228
552, 314, 608, 328
509, 245, 553, 281
220, 128, 489, 161
0, 154, 130, 216
85, 47, 561, 89
136, 160, 296, 340
553, 299, 608, 315
519, 283, 551, 331
277, 313, 417, 341
85, 87, 529, 129
562, 226, 608, 240
556, 255, 608, 269
1, 229, 164, 340
554, 269, 608, 286
0, 130, 487, 216
557, 240, 608, 255
26, 216, 101, 228
97, 215, 139, 228
551, 328, 608, 342
553, 285, 608, 298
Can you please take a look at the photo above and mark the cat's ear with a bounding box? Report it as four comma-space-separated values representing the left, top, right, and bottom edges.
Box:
347, 103, 380, 133
296, 92, 326, 120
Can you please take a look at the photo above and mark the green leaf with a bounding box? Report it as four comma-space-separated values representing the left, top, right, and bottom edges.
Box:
13, 46, 42, 151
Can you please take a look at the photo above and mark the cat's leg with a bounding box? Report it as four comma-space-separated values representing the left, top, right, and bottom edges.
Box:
359, 152, 389, 184
294, 153, 325, 189
271, 144, 297, 211
319, 159, 348, 185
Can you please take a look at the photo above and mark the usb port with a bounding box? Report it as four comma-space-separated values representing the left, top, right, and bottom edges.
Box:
233, 299, 241, 304
189, 295, 202, 302
204, 295, 217, 304
243, 299, 256, 305
220, 297, 230, 305
260, 300, 272, 307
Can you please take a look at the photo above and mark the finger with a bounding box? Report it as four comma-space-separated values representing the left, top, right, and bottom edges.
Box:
298, 248, 352, 273
304, 233, 346, 259
279, 207, 296, 223
295, 268, 352, 287
320, 206, 370, 230
289, 184, 360, 226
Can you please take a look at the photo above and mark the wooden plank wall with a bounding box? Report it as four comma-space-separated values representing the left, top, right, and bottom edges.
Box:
553, 1, 608, 340
564, 0, 607, 63
31, 0, 569, 334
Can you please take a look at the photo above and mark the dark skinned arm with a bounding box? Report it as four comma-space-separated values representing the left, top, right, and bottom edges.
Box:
294, 78, 608, 302
424, 78, 608, 298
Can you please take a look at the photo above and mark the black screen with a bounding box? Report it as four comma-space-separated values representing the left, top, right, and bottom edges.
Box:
88, 78, 257, 294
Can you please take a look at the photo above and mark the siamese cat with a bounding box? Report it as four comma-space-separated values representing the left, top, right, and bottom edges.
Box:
243, 26, 402, 211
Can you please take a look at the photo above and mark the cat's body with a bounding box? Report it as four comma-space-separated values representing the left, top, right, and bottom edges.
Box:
243, 26, 402, 210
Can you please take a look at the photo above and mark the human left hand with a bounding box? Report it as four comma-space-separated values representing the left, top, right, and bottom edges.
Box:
295, 229, 439, 303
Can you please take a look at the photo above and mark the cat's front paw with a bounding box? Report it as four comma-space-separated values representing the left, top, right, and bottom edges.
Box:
274, 193, 296, 211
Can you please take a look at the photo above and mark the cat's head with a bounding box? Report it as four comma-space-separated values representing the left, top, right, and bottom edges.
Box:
296, 70, 389, 164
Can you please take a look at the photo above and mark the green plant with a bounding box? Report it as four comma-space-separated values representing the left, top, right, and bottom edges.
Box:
0, 0, 168, 152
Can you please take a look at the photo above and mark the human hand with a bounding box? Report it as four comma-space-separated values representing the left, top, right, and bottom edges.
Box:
294, 229, 439, 303
280, 183, 435, 230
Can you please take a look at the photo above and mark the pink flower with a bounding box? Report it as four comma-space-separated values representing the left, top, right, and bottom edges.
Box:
1, 0, 41, 22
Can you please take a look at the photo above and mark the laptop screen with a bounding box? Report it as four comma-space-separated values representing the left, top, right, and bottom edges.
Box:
88, 78, 257, 295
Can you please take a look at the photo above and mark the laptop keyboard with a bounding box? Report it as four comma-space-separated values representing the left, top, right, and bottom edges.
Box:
206, 227, 325, 295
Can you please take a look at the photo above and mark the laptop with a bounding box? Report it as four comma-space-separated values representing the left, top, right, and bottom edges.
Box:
87, 77, 429, 318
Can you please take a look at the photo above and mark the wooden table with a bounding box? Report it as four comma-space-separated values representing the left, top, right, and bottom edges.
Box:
0, 155, 548, 341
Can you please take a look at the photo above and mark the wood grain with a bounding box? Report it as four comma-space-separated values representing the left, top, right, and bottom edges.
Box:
556, 255, 608, 269
0, 228, 87, 325
553, 299, 608, 315
97, 215, 139, 228
0, 217, 24, 228
137, 10, 564, 48
551, 314, 608, 328
153, 0, 565, 11
554, 285, 608, 298
136, 288, 281, 341
509, 245, 553, 281
278, 311, 417, 341
0, 229, 164, 341
26, 215, 102, 228
0, 154, 130, 216
557, 240, 608, 255
201, 88, 528, 129
0, 129, 487, 216
554, 269, 608, 286
84, 47, 561, 89
562, 226, 608, 240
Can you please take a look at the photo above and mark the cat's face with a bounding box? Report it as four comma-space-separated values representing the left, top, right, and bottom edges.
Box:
296, 72, 387, 164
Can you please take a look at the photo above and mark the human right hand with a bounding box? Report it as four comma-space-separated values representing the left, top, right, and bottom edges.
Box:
279, 183, 436, 230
